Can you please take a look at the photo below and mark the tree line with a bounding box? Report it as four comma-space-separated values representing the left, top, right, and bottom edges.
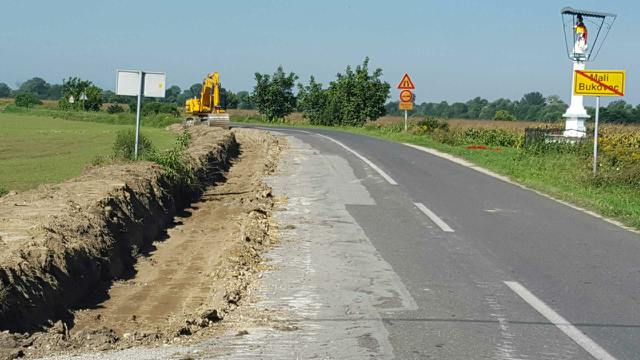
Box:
386, 93, 640, 124
0, 77, 257, 114
4, 70, 640, 124
251, 57, 390, 126
248, 62, 640, 125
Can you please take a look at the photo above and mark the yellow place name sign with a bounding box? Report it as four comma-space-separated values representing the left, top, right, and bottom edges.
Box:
574, 70, 625, 97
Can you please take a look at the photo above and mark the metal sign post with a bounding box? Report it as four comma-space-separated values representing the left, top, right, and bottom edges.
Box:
404, 109, 408, 132
134, 71, 144, 160
116, 69, 166, 160
593, 96, 600, 175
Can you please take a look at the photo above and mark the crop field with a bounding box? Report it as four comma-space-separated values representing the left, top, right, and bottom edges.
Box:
230, 109, 640, 132
372, 115, 640, 132
0, 111, 175, 191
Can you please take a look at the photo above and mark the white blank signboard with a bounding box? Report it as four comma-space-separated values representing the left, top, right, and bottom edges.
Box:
116, 70, 166, 98
143, 72, 166, 98
116, 70, 140, 96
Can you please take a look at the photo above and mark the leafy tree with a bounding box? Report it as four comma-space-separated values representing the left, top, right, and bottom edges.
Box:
538, 95, 567, 122
493, 109, 516, 121
465, 97, 489, 119
102, 90, 125, 104
600, 100, 635, 123
384, 101, 402, 116
18, 77, 51, 99
47, 84, 62, 100
521, 91, 546, 106
15, 93, 42, 108
177, 89, 195, 106
479, 98, 513, 119
515, 92, 546, 119
252, 66, 298, 121
174, 83, 203, 107
236, 91, 254, 109
58, 77, 103, 111
435, 101, 451, 117
450, 102, 468, 118
420, 102, 440, 117
163, 85, 181, 103
190, 83, 203, 98
633, 105, 640, 123
297, 76, 328, 125
220, 87, 238, 109
478, 104, 496, 119
322, 57, 390, 126
0, 83, 11, 98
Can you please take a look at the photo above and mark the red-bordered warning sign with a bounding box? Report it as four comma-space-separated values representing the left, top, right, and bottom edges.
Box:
399, 90, 413, 102
397, 73, 415, 90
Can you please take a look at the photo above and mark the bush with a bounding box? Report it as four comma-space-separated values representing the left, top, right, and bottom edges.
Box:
58, 77, 103, 111
599, 129, 640, 166
589, 162, 640, 187
141, 102, 180, 117
0, 186, 7, 197
459, 128, 522, 147
106, 104, 125, 114
411, 117, 449, 135
592, 128, 640, 186
493, 110, 516, 121
112, 128, 155, 161
252, 66, 298, 121
149, 131, 197, 189
14, 93, 42, 108
159, 103, 180, 117
431, 128, 459, 145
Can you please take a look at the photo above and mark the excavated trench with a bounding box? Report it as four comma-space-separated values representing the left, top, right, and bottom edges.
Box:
0, 126, 284, 359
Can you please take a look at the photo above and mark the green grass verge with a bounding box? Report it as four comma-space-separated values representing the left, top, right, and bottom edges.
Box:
2, 105, 182, 128
232, 117, 640, 230
0, 112, 176, 191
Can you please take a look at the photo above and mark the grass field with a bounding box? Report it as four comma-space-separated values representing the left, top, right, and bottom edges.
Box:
0, 112, 176, 192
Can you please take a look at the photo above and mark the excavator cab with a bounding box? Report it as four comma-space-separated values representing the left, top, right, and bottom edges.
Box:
184, 72, 230, 129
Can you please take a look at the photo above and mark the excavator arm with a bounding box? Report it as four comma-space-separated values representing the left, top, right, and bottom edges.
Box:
184, 72, 230, 129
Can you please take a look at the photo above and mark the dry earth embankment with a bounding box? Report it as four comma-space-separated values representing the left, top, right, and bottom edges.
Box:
0, 127, 237, 332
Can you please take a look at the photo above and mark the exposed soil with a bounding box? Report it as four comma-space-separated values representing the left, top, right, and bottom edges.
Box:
0, 127, 284, 359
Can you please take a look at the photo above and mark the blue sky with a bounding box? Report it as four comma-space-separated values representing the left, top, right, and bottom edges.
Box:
0, 0, 637, 105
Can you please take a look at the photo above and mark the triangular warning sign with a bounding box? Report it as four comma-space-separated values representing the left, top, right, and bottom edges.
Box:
397, 73, 415, 90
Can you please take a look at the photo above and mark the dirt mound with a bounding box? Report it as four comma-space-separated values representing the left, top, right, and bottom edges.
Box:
0, 127, 285, 359
0, 127, 236, 334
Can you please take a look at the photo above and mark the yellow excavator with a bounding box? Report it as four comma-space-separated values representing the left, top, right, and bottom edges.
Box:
184, 72, 230, 129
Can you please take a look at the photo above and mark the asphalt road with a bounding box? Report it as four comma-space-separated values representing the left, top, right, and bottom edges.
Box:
44, 125, 639, 360
238, 124, 640, 360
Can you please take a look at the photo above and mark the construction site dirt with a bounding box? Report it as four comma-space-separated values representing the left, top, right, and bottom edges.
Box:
0, 128, 285, 359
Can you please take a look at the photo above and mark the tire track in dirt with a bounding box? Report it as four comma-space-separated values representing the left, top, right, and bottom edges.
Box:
71, 130, 275, 333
